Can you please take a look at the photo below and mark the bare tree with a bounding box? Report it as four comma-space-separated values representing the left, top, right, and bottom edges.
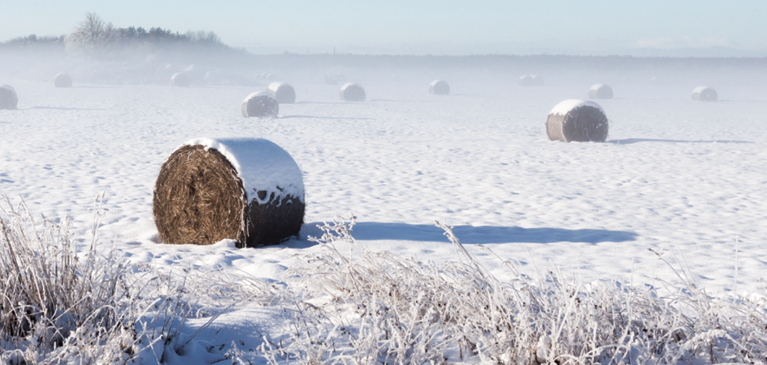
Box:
65, 12, 115, 53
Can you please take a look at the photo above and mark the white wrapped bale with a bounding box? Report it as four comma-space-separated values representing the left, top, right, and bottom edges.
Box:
546, 99, 609, 143
0, 85, 18, 110
339, 82, 366, 101
153, 137, 305, 247
428, 80, 450, 95
531, 74, 544, 86
588, 84, 613, 99
171, 72, 190, 87
241, 91, 279, 118
54, 73, 73, 88
519, 75, 533, 87
267, 82, 296, 104
692, 86, 717, 102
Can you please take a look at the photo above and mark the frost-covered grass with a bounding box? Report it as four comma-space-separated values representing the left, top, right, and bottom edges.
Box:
1, 201, 765, 364
254, 216, 767, 365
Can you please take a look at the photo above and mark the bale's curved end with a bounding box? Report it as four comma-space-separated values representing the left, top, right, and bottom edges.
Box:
54, 73, 73, 88
242, 92, 279, 118
153, 145, 248, 246
429, 80, 450, 95
340, 83, 366, 101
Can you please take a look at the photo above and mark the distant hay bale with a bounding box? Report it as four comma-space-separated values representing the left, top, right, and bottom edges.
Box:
153, 138, 305, 247
531, 74, 544, 86
171, 72, 190, 87
518, 75, 533, 87
54, 73, 73, 88
546, 99, 609, 142
589, 84, 613, 99
428, 80, 450, 95
324, 72, 346, 85
241, 91, 279, 118
340, 82, 366, 101
692, 86, 717, 102
0, 85, 18, 110
267, 82, 296, 103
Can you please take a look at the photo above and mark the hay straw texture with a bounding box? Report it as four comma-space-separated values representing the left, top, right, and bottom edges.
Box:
0, 85, 18, 110
54, 73, 73, 88
267, 82, 297, 103
546, 99, 609, 142
153, 138, 305, 247
518, 75, 533, 86
692, 86, 717, 101
241, 91, 279, 118
171, 72, 190, 87
428, 79, 450, 95
589, 83, 613, 99
339, 82, 366, 101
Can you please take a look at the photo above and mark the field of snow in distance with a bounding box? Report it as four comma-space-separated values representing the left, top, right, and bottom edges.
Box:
1, 71, 766, 301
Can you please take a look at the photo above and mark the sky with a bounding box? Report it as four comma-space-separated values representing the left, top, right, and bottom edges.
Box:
1, 0, 766, 57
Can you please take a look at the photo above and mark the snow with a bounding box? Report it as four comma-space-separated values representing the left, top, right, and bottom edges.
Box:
1, 71, 767, 362
181, 137, 304, 204
589, 83, 605, 91
549, 98, 604, 115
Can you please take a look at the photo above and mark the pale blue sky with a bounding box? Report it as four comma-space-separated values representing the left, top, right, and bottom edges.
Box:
2, 1, 766, 56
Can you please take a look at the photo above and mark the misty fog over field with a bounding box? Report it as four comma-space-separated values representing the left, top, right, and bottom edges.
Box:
2, 9, 767, 365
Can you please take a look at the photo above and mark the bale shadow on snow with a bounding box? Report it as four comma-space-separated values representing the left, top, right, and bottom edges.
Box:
302, 222, 637, 244
608, 138, 752, 145
280, 115, 374, 120
24, 106, 108, 111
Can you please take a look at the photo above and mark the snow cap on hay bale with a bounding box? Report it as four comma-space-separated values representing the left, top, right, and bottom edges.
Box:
241, 91, 279, 118
153, 137, 305, 247
339, 82, 366, 101
531, 74, 544, 86
171, 72, 190, 87
267, 82, 296, 103
0, 85, 18, 110
588, 83, 613, 99
518, 75, 533, 86
428, 79, 450, 95
546, 99, 609, 143
692, 86, 717, 101
54, 73, 73, 88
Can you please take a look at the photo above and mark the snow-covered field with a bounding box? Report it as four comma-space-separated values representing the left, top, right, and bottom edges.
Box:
1, 69, 766, 363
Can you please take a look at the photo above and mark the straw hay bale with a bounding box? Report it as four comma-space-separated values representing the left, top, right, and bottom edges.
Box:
589, 84, 613, 99
153, 138, 305, 247
428, 80, 450, 95
546, 99, 609, 142
171, 72, 190, 87
518, 75, 533, 86
241, 91, 279, 118
340, 83, 366, 101
267, 82, 296, 103
0, 85, 18, 110
54, 73, 73, 88
692, 86, 717, 102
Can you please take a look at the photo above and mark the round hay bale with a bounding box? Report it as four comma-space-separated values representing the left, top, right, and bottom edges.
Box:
518, 75, 533, 87
324, 72, 346, 85
546, 99, 609, 143
588, 84, 613, 99
428, 79, 450, 95
0, 85, 18, 110
692, 86, 717, 102
153, 138, 305, 247
241, 91, 279, 118
54, 73, 73, 88
171, 72, 190, 87
267, 82, 296, 103
339, 82, 365, 101
531, 74, 544, 86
